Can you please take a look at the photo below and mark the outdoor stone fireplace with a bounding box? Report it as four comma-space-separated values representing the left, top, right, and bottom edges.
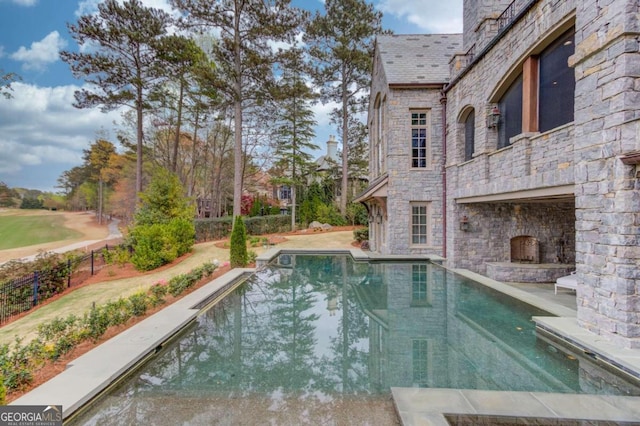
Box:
510, 235, 540, 263
485, 235, 573, 283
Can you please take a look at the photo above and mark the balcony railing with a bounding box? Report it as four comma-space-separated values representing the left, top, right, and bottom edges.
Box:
497, 0, 518, 32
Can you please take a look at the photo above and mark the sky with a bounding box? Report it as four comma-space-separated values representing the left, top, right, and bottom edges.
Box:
0, 0, 462, 193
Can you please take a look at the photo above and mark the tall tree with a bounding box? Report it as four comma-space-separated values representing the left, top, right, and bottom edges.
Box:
83, 139, 117, 224
170, 0, 306, 218
153, 35, 211, 174
305, 0, 385, 214
61, 0, 172, 195
272, 46, 318, 230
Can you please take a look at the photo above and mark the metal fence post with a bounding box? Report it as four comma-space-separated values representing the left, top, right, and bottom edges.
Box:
91, 250, 95, 275
32, 271, 39, 307
67, 259, 72, 288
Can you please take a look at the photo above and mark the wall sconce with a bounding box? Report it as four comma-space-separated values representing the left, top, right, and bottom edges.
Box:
460, 215, 470, 232
486, 105, 501, 129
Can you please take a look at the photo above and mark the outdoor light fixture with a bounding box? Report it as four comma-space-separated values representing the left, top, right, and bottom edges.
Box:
487, 105, 501, 129
460, 215, 470, 232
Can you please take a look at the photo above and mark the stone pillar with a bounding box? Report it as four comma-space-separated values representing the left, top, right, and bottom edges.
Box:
572, 0, 640, 348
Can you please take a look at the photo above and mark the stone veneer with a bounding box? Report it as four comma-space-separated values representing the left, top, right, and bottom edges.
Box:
377, 87, 445, 256
452, 202, 576, 275
571, 0, 640, 348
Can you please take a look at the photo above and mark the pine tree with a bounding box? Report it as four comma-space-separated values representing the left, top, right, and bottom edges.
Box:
272, 45, 318, 230
170, 0, 307, 218
61, 0, 173, 195
305, 0, 387, 214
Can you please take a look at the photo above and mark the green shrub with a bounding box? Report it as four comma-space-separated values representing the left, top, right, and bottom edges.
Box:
316, 203, 346, 226
165, 218, 195, 257
85, 305, 110, 341
0, 338, 34, 390
127, 292, 149, 317
346, 203, 368, 226
129, 224, 167, 271
247, 250, 257, 264
353, 227, 369, 243
0, 375, 6, 405
230, 216, 248, 268
112, 245, 131, 266
150, 281, 168, 306
167, 274, 189, 297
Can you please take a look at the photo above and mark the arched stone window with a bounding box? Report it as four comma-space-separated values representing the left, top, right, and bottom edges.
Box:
464, 109, 475, 161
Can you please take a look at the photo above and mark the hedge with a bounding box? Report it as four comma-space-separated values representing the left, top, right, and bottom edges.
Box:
194, 215, 291, 242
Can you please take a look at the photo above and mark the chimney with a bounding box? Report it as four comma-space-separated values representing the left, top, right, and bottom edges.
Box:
327, 135, 338, 162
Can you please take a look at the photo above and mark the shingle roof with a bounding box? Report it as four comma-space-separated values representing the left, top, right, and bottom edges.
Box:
376, 34, 463, 85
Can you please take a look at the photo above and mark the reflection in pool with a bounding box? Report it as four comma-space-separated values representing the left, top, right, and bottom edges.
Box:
70, 254, 640, 425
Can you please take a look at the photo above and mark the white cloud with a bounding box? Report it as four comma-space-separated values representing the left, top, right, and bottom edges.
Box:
0, 46, 5, 58
378, 0, 463, 33
0, 82, 123, 190
10, 31, 67, 71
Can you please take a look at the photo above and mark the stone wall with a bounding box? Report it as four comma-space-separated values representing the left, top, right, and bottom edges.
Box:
453, 202, 576, 274
571, 0, 640, 348
384, 87, 444, 256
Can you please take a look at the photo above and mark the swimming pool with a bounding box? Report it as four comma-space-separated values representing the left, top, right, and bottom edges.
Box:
69, 254, 640, 424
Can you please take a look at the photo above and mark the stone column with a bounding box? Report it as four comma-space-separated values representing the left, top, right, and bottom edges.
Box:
572, 0, 640, 348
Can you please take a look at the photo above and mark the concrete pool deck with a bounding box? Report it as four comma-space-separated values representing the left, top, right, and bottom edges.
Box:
10, 250, 640, 425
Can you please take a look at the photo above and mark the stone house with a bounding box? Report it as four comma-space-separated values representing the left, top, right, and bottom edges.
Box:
357, 0, 640, 349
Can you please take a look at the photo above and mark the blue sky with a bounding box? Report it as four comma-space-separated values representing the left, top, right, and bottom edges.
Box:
0, 0, 462, 192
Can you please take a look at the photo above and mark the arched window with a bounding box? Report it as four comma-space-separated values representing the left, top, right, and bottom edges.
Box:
464, 109, 475, 161
498, 73, 523, 149
491, 25, 575, 150
539, 29, 575, 132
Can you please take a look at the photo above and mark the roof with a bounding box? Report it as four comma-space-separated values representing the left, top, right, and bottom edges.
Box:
376, 34, 463, 86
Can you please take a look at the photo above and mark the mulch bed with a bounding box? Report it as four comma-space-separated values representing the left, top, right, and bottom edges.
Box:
6, 262, 232, 403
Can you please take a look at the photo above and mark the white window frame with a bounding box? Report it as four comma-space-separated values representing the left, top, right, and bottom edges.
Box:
410, 110, 430, 169
410, 202, 431, 246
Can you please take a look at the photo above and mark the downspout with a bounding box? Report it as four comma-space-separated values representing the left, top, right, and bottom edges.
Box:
440, 88, 447, 259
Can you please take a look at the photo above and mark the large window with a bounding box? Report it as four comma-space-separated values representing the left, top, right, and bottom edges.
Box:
411, 202, 431, 245
498, 74, 523, 149
464, 109, 475, 161
411, 111, 429, 168
539, 29, 575, 132
494, 27, 575, 149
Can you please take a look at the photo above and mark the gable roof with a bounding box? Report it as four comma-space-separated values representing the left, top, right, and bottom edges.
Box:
376, 34, 463, 86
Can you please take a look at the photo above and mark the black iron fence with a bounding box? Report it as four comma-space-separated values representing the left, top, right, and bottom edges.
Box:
0, 245, 114, 325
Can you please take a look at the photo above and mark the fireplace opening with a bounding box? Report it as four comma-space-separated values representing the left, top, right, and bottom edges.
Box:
510, 236, 540, 263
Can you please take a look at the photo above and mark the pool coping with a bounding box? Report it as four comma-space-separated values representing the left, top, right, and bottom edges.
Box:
10, 250, 640, 425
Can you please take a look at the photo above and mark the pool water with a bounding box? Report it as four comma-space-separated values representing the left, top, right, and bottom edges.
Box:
70, 254, 640, 425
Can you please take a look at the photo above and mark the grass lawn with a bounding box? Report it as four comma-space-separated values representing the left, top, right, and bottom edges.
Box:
0, 214, 83, 250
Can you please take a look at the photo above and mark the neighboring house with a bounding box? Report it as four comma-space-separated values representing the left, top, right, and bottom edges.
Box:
357, 0, 640, 349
